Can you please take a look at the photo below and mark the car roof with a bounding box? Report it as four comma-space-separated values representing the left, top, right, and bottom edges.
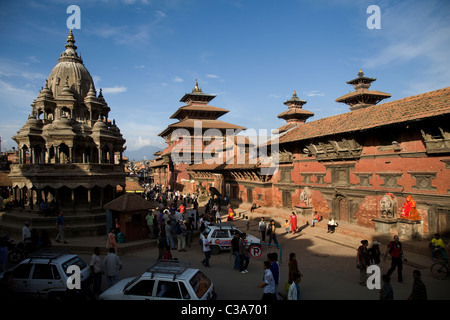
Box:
208, 223, 239, 230
141, 260, 198, 281
22, 248, 78, 264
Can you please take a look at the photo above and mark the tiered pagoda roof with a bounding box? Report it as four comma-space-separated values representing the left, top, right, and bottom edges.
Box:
158, 80, 246, 139
276, 91, 314, 134
335, 70, 391, 110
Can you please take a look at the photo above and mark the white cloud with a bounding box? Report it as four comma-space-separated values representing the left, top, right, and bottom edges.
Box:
173, 76, 184, 83
304, 91, 325, 97
102, 86, 127, 94
206, 74, 220, 79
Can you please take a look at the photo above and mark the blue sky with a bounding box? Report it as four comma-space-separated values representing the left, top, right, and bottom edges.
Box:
1, 0, 449, 155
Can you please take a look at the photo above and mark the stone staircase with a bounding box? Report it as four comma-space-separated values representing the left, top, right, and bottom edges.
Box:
0, 207, 107, 240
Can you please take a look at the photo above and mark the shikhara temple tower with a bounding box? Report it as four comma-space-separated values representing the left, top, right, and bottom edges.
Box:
335, 70, 391, 110
4, 30, 126, 237
276, 91, 314, 134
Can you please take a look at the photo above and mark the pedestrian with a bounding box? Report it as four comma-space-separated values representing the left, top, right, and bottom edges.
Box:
55, 211, 67, 244
239, 233, 250, 273
267, 220, 279, 247
145, 211, 155, 238
215, 210, 221, 224
356, 240, 370, 286
103, 248, 122, 288
284, 220, 290, 234
201, 232, 211, 267
384, 235, 405, 283
408, 270, 427, 300
369, 240, 381, 266
227, 206, 234, 221
231, 232, 241, 270
258, 217, 267, 242
287, 273, 301, 300
268, 252, 283, 299
165, 220, 175, 250
89, 247, 104, 294
176, 220, 187, 252
288, 252, 303, 287
245, 216, 250, 232
379, 274, 394, 300
290, 212, 297, 234
185, 218, 194, 247
161, 245, 173, 261
257, 260, 277, 301
22, 221, 32, 243
106, 228, 118, 254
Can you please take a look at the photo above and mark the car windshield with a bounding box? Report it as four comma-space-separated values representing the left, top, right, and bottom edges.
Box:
190, 271, 211, 299
124, 276, 141, 291
62, 256, 88, 276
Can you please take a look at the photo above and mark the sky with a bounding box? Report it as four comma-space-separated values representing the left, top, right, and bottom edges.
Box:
0, 0, 449, 156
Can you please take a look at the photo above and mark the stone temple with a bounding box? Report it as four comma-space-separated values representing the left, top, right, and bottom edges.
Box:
2, 31, 127, 238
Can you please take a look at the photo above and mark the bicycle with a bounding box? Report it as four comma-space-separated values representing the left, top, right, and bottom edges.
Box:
430, 261, 450, 280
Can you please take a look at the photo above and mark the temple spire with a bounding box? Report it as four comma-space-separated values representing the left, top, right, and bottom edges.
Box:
58, 30, 82, 63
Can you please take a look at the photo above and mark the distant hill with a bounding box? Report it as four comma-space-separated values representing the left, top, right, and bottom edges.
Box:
124, 145, 162, 162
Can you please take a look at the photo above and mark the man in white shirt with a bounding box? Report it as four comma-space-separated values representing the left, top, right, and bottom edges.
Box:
201, 232, 211, 267
22, 221, 31, 243
258, 260, 276, 301
90, 247, 104, 294
103, 248, 122, 288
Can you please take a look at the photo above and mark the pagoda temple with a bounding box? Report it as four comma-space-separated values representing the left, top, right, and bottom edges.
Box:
156, 80, 246, 195
335, 70, 391, 110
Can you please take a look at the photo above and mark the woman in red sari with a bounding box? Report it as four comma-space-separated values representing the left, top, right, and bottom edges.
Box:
290, 212, 298, 234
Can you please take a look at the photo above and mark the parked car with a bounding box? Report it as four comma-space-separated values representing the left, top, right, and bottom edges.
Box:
99, 260, 216, 300
0, 248, 92, 300
201, 223, 261, 255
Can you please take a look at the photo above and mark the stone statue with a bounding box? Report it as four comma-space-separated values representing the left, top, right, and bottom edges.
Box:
380, 193, 396, 218
300, 187, 312, 207
401, 195, 420, 220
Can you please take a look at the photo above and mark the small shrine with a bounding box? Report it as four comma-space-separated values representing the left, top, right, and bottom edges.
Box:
373, 194, 423, 240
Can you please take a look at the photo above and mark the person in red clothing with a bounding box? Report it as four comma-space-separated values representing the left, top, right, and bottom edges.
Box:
290, 212, 298, 234
384, 235, 406, 283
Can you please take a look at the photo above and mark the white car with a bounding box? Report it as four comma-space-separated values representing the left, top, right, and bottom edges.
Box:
201, 223, 261, 255
1, 249, 91, 300
99, 260, 216, 300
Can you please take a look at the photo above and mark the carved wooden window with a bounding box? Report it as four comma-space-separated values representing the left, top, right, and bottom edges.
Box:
409, 171, 437, 191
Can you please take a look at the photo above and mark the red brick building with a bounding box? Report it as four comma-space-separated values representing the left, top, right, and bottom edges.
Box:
151, 72, 450, 239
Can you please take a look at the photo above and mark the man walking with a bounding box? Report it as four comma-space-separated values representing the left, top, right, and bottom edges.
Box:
258, 217, 267, 242
267, 220, 279, 247
103, 248, 122, 288
55, 211, 67, 244
239, 233, 250, 273
384, 235, 405, 283
90, 247, 104, 294
201, 232, 211, 267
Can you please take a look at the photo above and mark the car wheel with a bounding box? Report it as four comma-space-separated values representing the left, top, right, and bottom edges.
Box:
8, 249, 24, 264
210, 246, 220, 255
